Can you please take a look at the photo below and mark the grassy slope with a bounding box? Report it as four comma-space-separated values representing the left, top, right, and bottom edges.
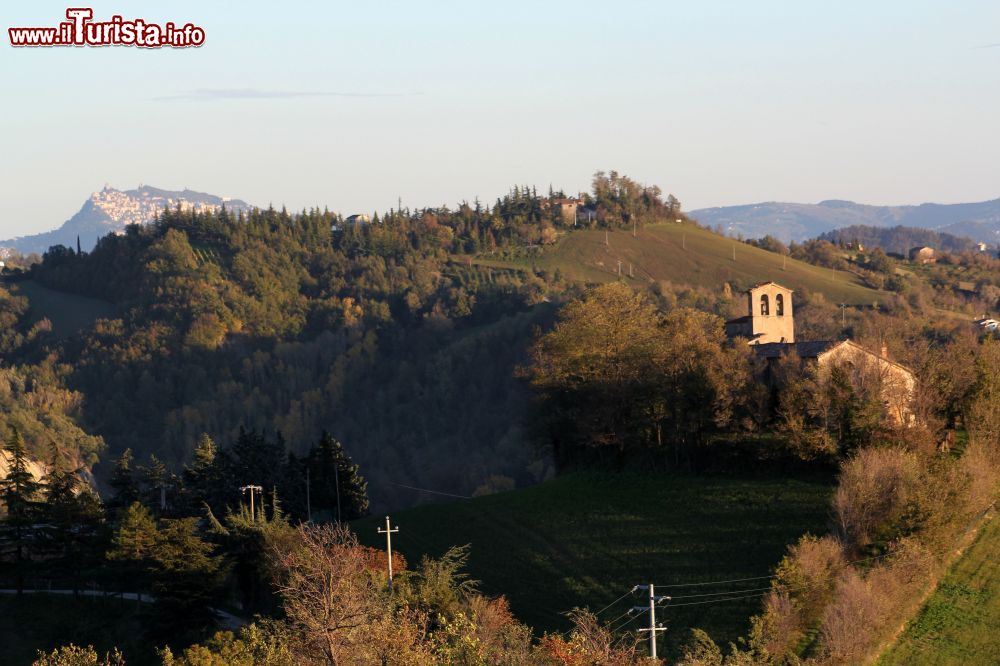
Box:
355, 470, 832, 652
879, 513, 1000, 666
9, 279, 116, 337
477, 223, 886, 305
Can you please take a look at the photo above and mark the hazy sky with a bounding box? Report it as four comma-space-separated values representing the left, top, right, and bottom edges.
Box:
3, 1, 1000, 236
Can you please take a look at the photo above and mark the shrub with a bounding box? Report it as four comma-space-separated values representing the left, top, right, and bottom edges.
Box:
833, 447, 921, 549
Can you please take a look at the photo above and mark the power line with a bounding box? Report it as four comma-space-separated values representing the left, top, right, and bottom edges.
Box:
594, 586, 639, 616
668, 585, 774, 600
610, 609, 644, 634
651, 551, 893, 590
666, 592, 770, 608
387, 481, 471, 499
656, 574, 776, 588
604, 606, 635, 629
562, 550, 905, 641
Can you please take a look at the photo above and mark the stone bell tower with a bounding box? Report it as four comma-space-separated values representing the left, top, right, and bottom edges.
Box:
724, 281, 795, 344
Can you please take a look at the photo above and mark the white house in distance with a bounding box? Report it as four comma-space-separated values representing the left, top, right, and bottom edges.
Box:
974, 317, 999, 333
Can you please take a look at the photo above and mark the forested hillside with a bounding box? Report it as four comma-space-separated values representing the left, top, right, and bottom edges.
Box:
11, 172, 682, 508
817, 225, 977, 255
4, 173, 1000, 665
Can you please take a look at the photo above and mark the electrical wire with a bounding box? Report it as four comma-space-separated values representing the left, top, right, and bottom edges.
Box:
655, 574, 776, 588
610, 608, 645, 634
386, 481, 471, 499
651, 550, 893, 590
594, 586, 638, 616
665, 592, 770, 608
667, 585, 774, 600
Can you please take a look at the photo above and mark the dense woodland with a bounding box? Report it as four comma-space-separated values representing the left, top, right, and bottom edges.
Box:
3, 172, 1000, 664
1, 172, 684, 509
817, 225, 976, 255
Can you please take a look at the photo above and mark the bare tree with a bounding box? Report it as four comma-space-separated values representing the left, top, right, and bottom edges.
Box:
271, 523, 383, 665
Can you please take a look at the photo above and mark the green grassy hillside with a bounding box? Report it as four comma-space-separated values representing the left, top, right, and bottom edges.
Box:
879, 512, 1000, 665
8, 279, 116, 337
477, 223, 886, 305
354, 470, 832, 654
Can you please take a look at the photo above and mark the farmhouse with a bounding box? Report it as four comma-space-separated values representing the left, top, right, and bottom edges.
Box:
541, 197, 584, 224
726, 282, 916, 424
974, 317, 999, 333
908, 246, 936, 264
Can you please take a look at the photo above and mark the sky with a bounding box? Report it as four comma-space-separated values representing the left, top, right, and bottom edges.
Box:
3, 0, 1000, 237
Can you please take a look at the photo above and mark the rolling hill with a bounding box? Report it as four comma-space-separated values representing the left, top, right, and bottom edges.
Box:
354, 470, 833, 656
476, 223, 886, 306
878, 512, 1000, 665
7, 279, 116, 338
690, 198, 1000, 244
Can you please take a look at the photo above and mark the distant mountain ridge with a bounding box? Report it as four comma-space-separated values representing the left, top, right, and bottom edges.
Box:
690, 197, 1000, 244
2, 185, 252, 255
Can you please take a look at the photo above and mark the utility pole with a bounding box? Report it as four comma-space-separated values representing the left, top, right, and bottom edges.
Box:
617, 260, 622, 277
839, 303, 847, 326
240, 485, 263, 521
629, 263, 633, 278
305, 468, 312, 523
334, 464, 342, 523
378, 516, 399, 590
605, 230, 609, 247
634, 583, 669, 660
732, 244, 736, 261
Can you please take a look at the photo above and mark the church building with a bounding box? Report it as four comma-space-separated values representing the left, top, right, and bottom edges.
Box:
725, 282, 916, 425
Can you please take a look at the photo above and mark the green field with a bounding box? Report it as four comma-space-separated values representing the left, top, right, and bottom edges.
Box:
8, 280, 116, 338
478, 224, 886, 306
354, 470, 832, 653
879, 513, 1000, 665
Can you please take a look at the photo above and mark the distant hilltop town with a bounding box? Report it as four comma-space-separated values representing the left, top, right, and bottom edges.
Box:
1, 185, 252, 255
90, 184, 239, 228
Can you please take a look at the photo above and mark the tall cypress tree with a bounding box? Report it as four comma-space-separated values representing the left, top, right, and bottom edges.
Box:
308, 432, 369, 521
107, 501, 159, 603
106, 448, 139, 520
181, 433, 225, 516
138, 455, 180, 516
0, 428, 42, 594
149, 517, 227, 643
39, 449, 105, 593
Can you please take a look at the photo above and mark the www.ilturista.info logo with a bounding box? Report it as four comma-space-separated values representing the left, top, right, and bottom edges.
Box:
8, 8, 205, 48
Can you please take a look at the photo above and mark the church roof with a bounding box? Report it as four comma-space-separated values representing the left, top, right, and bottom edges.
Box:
752, 339, 915, 378
752, 341, 836, 359
749, 281, 794, 291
